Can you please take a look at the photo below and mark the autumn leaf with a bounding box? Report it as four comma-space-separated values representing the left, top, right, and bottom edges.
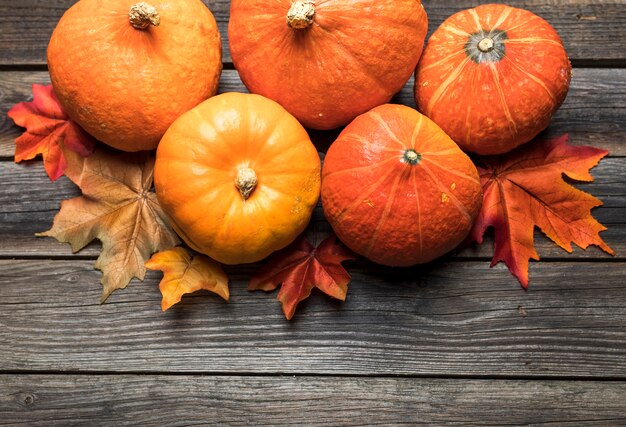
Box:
146, 247, 229, 311
7, 84, 96, 181
471, 134, 614, 287
38, 148, 180, 302
250, 235, 356, 320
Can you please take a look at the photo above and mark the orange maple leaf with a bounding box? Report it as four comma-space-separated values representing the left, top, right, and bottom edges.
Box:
146, 247, 229, 311
471, 134, 615, 287
249, 235, 356, 320
7, 84, 96, 181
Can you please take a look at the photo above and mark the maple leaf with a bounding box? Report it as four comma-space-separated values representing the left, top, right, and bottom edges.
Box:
7, 84, 96, 181
471, 134, 614, 287
38, 148, 180, 302
250, 235, 356, 320
146, 247, 230, 311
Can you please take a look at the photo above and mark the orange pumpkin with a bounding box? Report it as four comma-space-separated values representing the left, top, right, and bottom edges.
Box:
415, 4, 571, 155
48, 0, 222, 152
155, 93, 321, 265
322, 104, 482, 267
229, 0, 428, 130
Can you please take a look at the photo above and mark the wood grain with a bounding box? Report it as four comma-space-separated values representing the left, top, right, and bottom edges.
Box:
2, 68, 626, 158
0, 259, 625, 377
1, 375, 625, 425
1, 0, 625, 66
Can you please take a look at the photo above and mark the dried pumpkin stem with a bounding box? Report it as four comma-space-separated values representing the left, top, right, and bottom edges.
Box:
478, 37, 495, 53
235, 167, 258, 201
287, 0, 316, 29
404, 149, 421, 165
129, 2, 160, 30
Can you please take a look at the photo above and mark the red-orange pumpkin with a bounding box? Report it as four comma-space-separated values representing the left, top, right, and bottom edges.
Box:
48, 0, 222, 152
322, 104, 483, 267
229, 0, 428, 130
415, 4, 571, 155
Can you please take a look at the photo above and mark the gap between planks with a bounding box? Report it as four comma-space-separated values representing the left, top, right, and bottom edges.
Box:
1, 370, 626, 382
0, 60, 624, 71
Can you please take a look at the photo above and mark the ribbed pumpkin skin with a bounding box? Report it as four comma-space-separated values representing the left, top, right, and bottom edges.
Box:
415, 4, 571, 155
229, 0, 428, 130
322, 104, 482, 267
155, 93, 321, 265
48, 0, 222, 152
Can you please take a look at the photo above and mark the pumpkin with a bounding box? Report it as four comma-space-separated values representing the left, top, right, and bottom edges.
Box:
322, 104, 482, 267
415, 4, 571, 155
47, 0, 222, 152
229, 0, 428, 130
155, 92, 321, 265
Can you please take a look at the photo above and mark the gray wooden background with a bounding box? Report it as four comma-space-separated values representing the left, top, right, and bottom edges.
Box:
0, 0, 625, 424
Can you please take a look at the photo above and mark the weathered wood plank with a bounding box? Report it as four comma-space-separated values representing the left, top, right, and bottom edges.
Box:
0, 259, 625, 377
0, 156, 622, 259
2, 68, 626, 158
1, 0, 625, 66
1, 375, 625, 426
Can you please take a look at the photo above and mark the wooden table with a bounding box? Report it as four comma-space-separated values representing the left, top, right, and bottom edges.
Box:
1, 1, 625, 424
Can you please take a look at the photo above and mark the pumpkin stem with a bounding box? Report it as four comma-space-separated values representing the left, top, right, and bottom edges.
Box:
287, 0, 316, 29
478, 37, 495, 53
404, 149, 421, 166
129, 2, 160, 30
235, 167, 258, 201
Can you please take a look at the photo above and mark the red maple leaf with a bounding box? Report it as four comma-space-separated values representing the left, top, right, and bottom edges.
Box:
7, 84, 96, 181
249, 235, 356, 320
471, 134, 614, 287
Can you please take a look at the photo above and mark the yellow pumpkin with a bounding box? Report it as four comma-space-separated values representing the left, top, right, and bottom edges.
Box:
155, 93, 321, 265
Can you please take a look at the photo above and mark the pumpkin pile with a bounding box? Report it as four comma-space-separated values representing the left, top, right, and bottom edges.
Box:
9, 0, 613, 319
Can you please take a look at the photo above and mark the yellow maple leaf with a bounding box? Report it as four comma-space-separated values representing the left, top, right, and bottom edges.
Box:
146, 247, 229, 310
